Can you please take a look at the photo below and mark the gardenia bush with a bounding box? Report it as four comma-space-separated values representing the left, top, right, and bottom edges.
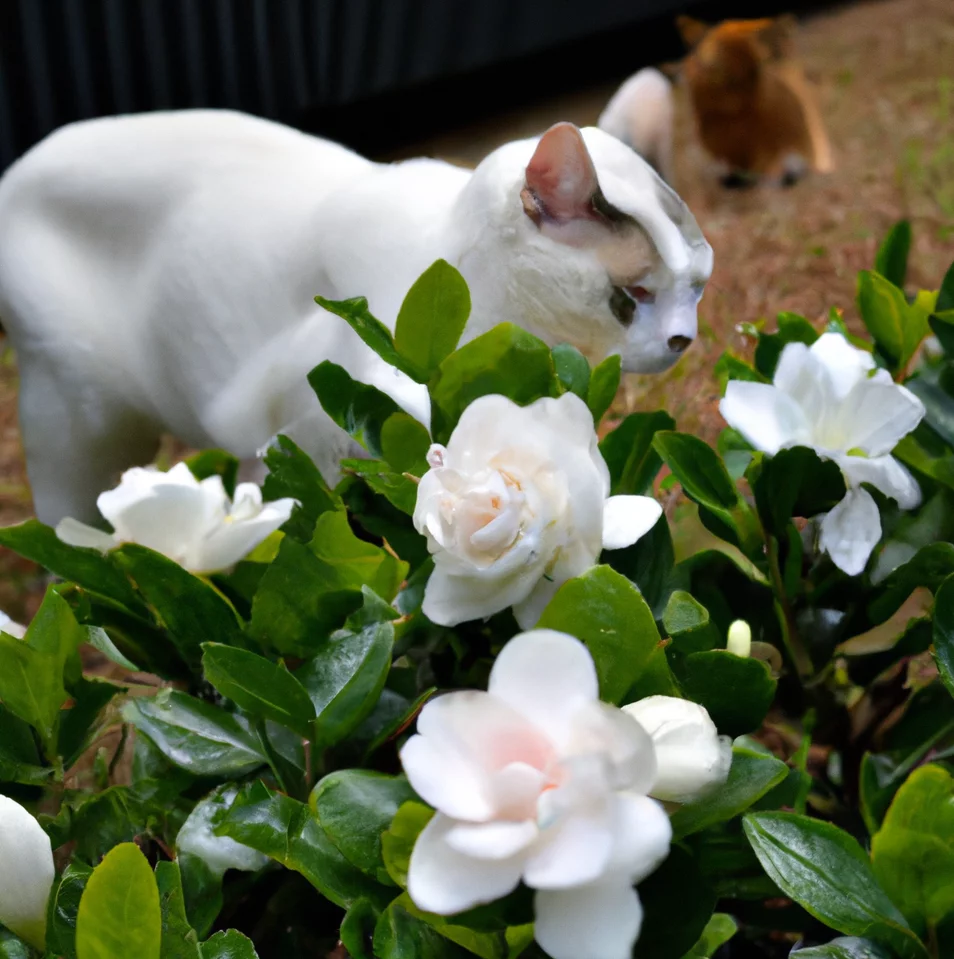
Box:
0, 231, 953, 959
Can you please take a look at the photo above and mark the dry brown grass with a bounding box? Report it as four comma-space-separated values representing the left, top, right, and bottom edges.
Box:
0, 0, 951, 618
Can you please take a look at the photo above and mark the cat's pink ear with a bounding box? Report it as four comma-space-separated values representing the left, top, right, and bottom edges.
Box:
522, 123, 601, 225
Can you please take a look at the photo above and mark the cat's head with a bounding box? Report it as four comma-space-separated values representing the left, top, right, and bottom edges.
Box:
456, 123, 712, 374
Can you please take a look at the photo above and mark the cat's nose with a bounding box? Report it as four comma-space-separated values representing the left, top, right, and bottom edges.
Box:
668, 335, 693, 353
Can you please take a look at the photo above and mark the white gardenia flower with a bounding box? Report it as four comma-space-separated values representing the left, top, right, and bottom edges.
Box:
0, 795, 55, 949
400, 629, 673, 959
720, 333, 925, 576
412, 393, 663, 628
622, 696, 732, 804
55, 462, 297, 573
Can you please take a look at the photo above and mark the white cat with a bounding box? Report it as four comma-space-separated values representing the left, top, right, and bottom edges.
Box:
0, 110, 712, 525
598, 67, 676, 186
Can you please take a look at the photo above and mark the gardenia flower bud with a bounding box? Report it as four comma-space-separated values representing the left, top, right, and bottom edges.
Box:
0, 796, 55, 949
720, 333, 925, 576
55, 462, 297, 573
622, 696, 732, 804
726, 619, 752, 658
401, 629, 672, 959
413, 393, 662, 628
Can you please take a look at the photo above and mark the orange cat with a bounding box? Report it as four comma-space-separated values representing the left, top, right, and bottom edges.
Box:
678, 15, 833, 183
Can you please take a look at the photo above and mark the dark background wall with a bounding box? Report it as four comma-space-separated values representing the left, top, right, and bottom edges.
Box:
0, 0, 833, 171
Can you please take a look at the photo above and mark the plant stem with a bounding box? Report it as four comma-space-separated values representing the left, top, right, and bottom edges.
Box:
767, 535, 813, 679
928, 921, 940, 959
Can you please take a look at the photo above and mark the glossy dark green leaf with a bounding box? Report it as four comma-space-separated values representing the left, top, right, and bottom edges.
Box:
123, 689, 266, 777
743, 812, 926, 958
790, 938, 893, 959
870, 542, 954, 621
372, 900, 481, 959
634, 846, 715, 959
679, 650, 776, 737
715, 351, 767, 391
602, 511, 677, 619
217, 781, 391, 910
874, 220, 912, 290
0, 519, 139, 610
753, 312, 818, 379
339, 898, 376, 959
394, 259, 471, 374
295, 620, 394, 747
871, 764, 954, 934
670, 747, 789, 839
928, 310, 954, 355
857, 270, 930, 372
311, 770, 416, 883
428, 323, 560, 443
200, 930, 260, 959
934, 574, 954, 699
261, 433, 338, 541
86, 625, 139, 671
551, 343, 591, 399
906, 365, 954, 449
860, 752, 903, 836
76, 843, 161, 959
0, 703, 49, 785
112, 544, 244, 670
340, 459, 418, 515
183, 449, 239, 498
537, 565, 660, 703
662, 590, 719, 654
600, 411, 675, 496
58, 676, 123, 768
308, 360, 404, 457
587, 353, 622, 422
45, 861, 93, 959
381, 801, 434, 889
379, 412, 432, 475
155, 861, 202, 959
315, 294, 427, 382
201, 643, 315, 737
938, 258, 954, 313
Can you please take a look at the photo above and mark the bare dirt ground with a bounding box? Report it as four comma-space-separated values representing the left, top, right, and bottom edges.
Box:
0, 0, 951, 621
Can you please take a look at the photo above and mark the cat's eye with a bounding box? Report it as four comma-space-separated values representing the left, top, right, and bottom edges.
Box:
609, 287, 635, 327
625, 285, 656, 304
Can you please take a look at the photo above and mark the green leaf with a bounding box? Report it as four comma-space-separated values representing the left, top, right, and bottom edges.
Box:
679, 650, 776, 737
295, 618, 394, 747
372, 901, 477, 959
753, 312, 819, 379
743, 812, 927, 958
857, 270, 930, 371
603, 511, 677, 619
551, 343, 591, 399
871, 764, 954, 934
308, 360, 404, 457
340, 459, 419, 515
870, 542, 954, 621
379, 412, 432, 475
790, 938, 893, 959
86, 625, 139, 671
200, 930, 260, 959
929, 310, 954, 357
261, 434, 338, 541
681, 913, 738, 958
671, 746, 789, 839
428, 323, 560, 443
0, 703, 49, 785
938, 258, 954, 313
587, 354, 622, 423
340, 899, 377, 959
634, 846, 715, 959
537, 565, 660, 703
933, 574, 954, 699
123, 689, 266, 777
381, 801, 434, 888
0, 931, 30, 959
183, 450, 239, 499
201, 644, 315, 737
112, 544, 244, 670
715, 352, 767, 391
0, 519, 139, 610
875, 220, 912, 290
394, 259, 471, 375
76, 843, 161, 959
600, 411, 675, 496
315, 294, 427, 382
58, 676, 123, 768
46, 861, 93, 959
311, 770, 416, 884
217, 781, 390, 910
155, 861, 202, 959
662, 590, 719, 654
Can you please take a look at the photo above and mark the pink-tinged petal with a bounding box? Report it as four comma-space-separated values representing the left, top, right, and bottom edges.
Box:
534, 878, 642, 959
719, 382, 809, 454
400, 734, 495, 821
55, 518, 117, 553
523, 797, 613, 889
445, 820, 539, 860
837, 380, 925, 457
819, 488, 881, 576
839, 454, 922, 510
489, 630, 598, 745
406, 813, 524, 916
602, 496, 662, 551
489, 762, 550, 821
608, 792, 672, 883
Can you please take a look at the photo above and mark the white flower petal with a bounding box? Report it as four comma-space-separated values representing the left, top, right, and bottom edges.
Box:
230, 483, 265, 521
819, 487, 882, 576
602, 496, 663, 551
511, 540, 597, 630
489, 630, 599, 746
807, 333, 875, 399
54, 517, 117, 553
838, 380, 925, 457
422, 560, 542, 627
773, 341, 836, 424
445, 820, 538, 860
534, 878, 642, 959
192, 500, 296, 572
0, 796, 55, 950
608, 792, 672, 883
623, 696, 732, 803
406, 813, 524, 915
523, 797, 613, 889
0, 610, 26, 639
719, 382, 808, 454
840, 454, 922, 510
